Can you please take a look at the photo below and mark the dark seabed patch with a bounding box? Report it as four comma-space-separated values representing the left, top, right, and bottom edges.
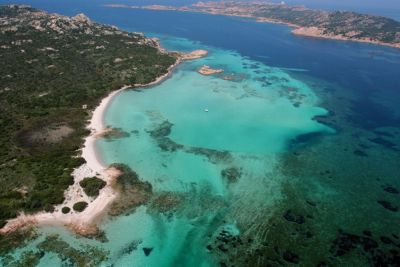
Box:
383, 185, 399, 195
348, 98, 400, 131
211, 73, 400, 266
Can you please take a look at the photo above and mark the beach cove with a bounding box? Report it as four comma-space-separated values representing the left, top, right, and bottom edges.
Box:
2, 35, 335, 266
1, 2, 400, 266
0, 47, 212, 236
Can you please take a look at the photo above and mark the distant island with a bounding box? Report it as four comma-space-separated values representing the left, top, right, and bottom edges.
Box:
198, 65, 224, 75
106, 1, 400, 49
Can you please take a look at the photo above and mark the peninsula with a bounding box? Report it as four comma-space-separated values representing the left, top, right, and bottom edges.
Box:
0, 5, 209, 239
0, 5, 178, 235
106, 1, 400, 49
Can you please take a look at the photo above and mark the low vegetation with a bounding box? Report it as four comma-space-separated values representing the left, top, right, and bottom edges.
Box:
0, 5, 176, 225
79, 177, 106, 197
72, 201, 88, 212
61, 206, 70, 214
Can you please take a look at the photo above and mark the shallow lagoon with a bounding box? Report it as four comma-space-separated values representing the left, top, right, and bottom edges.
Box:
95, 40, 332, 265
1, 2, 400, 266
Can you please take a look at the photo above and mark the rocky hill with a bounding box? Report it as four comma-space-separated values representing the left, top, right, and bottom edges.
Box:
108, 1, 400, 48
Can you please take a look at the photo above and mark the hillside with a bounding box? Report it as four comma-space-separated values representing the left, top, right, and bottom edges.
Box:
0, 5, 176, 226
107, 1, 400, 48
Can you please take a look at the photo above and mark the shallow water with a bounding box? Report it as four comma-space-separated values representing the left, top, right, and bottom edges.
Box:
1, 2, 400, 266
95, 40, 332, 265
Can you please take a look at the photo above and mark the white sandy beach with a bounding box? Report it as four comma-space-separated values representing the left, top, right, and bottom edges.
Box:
0, 87, 125, 235
0, 50, 203, 235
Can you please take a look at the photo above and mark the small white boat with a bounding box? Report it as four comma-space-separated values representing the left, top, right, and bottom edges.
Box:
204, 108, 209, 112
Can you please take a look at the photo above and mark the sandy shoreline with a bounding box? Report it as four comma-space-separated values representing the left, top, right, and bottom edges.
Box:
0, 48, 202, 236
291, 27, 400, 49
0, 87, 124, 236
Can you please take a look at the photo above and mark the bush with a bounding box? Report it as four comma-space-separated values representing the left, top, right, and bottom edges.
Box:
79, 177, 106, 197
72, 201, 88, 212
61, 206, 70, 214
44, 204, 55, 213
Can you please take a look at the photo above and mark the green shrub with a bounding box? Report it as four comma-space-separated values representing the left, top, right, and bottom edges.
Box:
72, 201, 88, 212
61, 206, 70, 214
79, 177, 106, 197
44, 204, 55, 213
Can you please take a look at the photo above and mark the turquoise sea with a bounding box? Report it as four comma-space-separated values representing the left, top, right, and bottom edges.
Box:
1, 1, 400, 266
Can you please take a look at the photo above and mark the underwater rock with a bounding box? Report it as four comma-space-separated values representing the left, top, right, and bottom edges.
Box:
380, 236, 392, 244
148, 192, 183, 214
290, 132, 324, 147
363, 230, 372, 237
383, 186, 399, 194
283, 210, 305, 224
157, 137, 184, 152
377, 200, 398, 212
361, 237, 379, 252
143, 247, 153, 256
369, 137, 398, 151
147, 120, 173, 138
102, 127, 130, 141
330, 231, 378, 256
187, 147, 232, 163
217, 244, 228, 253
329, 230, 400, 265
282, 250, 299, 264
118, 240, 142, 257
374, 130, 395, 138
37, 235, 108, 265
220, 167, 242, 183
353, 150, 368, 157
306, 200, 317, 207
304, 231, 313, 239
86, 230, 109, 243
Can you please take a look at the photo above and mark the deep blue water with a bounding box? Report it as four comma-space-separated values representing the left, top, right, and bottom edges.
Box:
1, 1, 400, 265
2, 0, 399, 130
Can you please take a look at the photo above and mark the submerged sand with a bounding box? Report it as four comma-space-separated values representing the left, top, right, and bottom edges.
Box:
0, 49, 205, 236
